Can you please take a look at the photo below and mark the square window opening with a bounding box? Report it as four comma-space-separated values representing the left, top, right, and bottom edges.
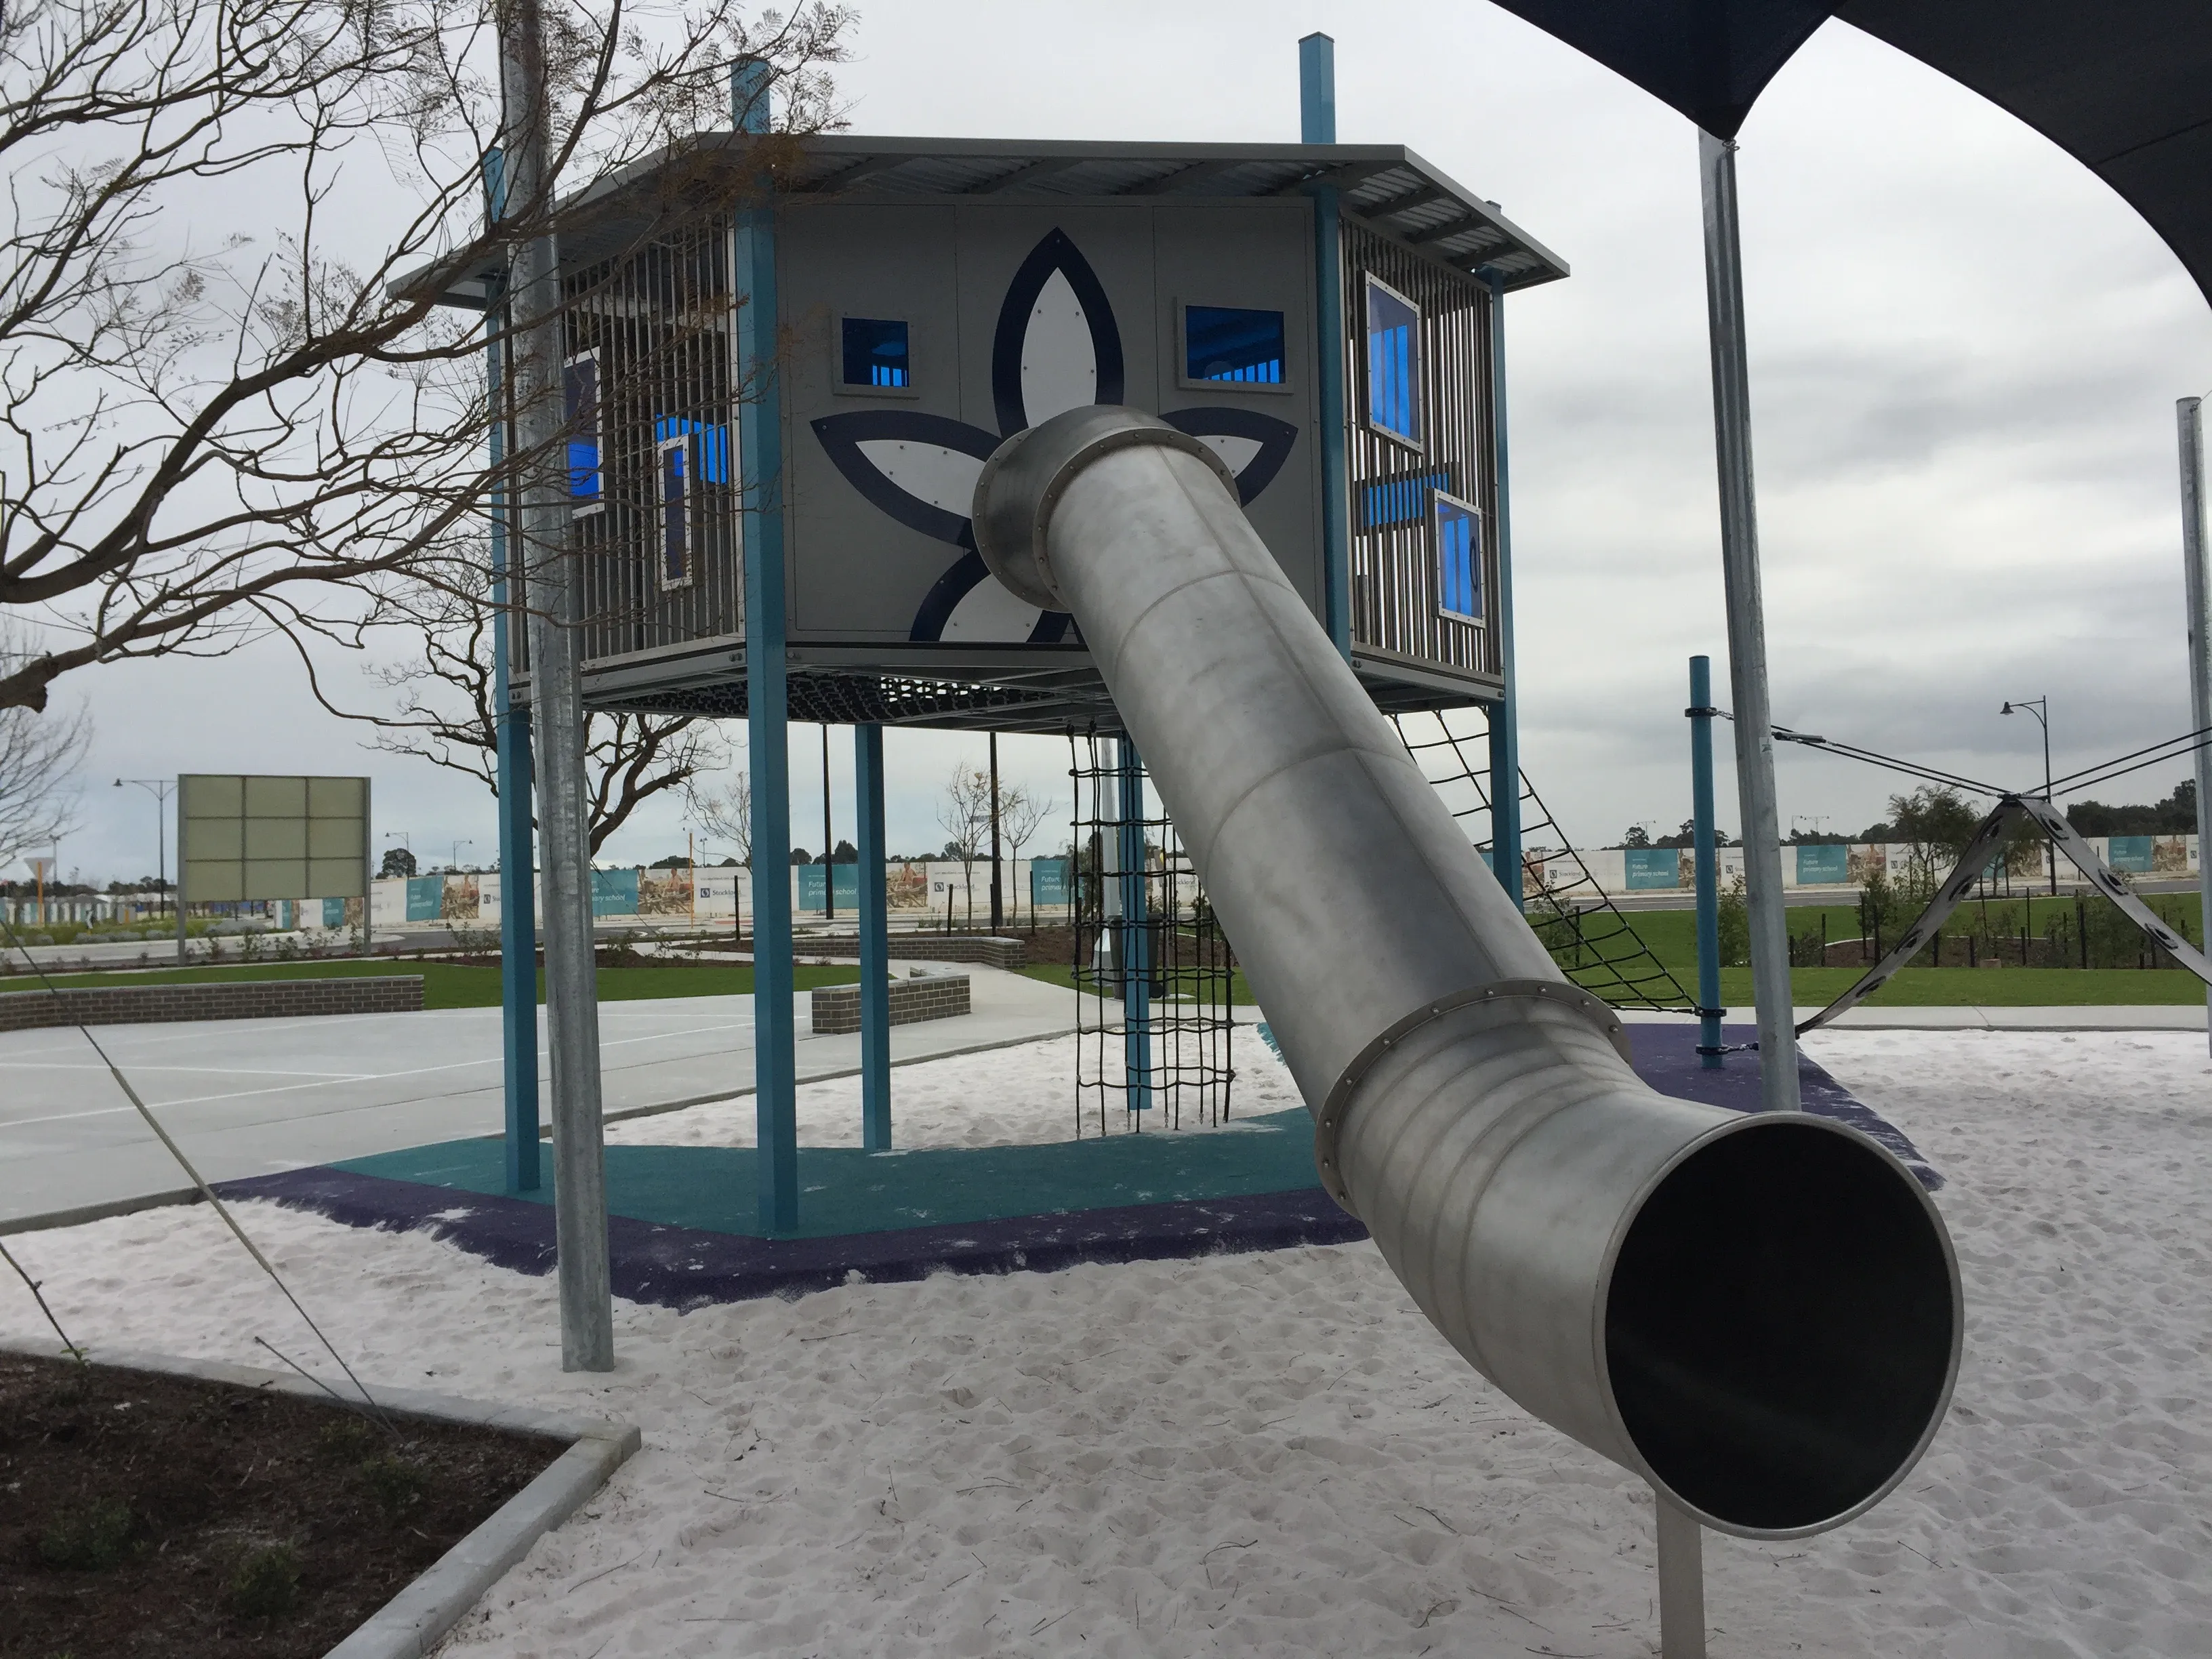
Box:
1185, 305, 1286, 385
564, 351, 605, 513
1365, 277, 1422, 447
1435, 492, 1483, 623
657, 435, 693, 589
842, 316, 911, 389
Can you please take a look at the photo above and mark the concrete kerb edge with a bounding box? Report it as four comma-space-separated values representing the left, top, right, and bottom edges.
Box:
0, 1337, 638, 1659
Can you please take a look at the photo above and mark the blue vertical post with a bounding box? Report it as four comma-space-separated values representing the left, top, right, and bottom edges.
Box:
485, 146, 541, 1193
1301, 33, 1352, 660
1689, 655, 1725, 1069
855, 722, 891, 1149
1116, 737, 1153, 1115
1484, 270, 1523, 912
735, 60, 796, 1231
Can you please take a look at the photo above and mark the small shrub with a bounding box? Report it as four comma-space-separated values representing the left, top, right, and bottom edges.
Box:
1715, 875, 1749, 968
38, 1497, 134, 1571
227, 1542, 301, 1618
314, 1416, 376, 1462
359, 1453, 428, 1516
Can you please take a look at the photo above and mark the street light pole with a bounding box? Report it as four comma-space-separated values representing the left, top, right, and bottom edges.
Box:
2001, 698, 2055, 895
115, 779, 175, 918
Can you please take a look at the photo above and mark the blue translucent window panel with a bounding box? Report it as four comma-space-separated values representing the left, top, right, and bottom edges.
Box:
841, 316, 911, 388
657, 438, 691, 586
1365, 279, 1421, 445
1363, 468, 1452, 529
653, 416, 731, 483
1185, 305, 1286, 384
1435, 494, 1482, 621
563, 352, 603, 509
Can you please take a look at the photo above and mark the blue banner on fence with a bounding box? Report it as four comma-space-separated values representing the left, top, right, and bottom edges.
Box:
1795, 843, 1849, 886
591, 867, 640, 916
324, 898, 347, 929
1029, 857, 1071, 907
405, 876, 445, 922
2106, 836, 2154, 874
796, 863, 859, 912
1623, 847, 1681, 890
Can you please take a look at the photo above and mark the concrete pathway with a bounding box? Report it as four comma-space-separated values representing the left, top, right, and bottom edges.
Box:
0, 966, 1079, 1233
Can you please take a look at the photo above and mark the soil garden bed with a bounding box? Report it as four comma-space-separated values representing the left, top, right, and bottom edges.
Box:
1, 1353, 562, 1658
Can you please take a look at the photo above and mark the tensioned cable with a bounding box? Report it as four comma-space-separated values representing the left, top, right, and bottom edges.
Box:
1, 916, 390, 1422
2043, 724, 2212, 795
2048, 737, 2212, 800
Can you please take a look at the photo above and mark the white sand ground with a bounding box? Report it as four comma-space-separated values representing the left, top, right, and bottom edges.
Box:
0, 1029, 2206, 1656
605, 1024, 1305, 1149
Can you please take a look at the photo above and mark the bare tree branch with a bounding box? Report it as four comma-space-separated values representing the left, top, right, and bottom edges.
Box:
0, 619, 88, 865
0, 0, 853, 710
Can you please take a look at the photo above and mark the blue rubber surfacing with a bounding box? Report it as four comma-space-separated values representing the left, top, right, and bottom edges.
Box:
215, 1021, 1938, 1309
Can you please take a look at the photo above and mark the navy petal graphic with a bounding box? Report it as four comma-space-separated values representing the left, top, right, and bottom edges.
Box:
910, 551, 991, 641
811, 410, 1002, 546
992, 229, 1125, 436
907, 553, 1075, 644
1160, 406, 1299, 505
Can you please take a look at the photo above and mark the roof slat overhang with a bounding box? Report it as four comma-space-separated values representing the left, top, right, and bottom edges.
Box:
775, 135, 1567, 289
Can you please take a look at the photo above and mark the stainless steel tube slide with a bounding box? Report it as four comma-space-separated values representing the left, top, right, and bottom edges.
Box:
973, 407, 1961, 1539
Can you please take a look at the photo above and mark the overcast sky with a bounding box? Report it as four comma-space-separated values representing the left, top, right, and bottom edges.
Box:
48, 0, 2212, 885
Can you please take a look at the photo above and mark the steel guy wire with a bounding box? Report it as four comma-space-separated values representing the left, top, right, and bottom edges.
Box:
0, 914, 390, 1422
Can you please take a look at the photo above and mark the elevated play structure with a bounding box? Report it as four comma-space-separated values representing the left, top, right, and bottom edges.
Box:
407, 30, 1975, 1652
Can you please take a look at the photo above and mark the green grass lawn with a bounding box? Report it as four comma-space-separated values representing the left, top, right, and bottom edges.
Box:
0, 958, 860, 1012
1616, 904, 2206, 1006
1023, 912, 2205, 1009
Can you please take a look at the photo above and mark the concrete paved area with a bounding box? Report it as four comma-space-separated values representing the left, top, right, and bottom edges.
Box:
0, 966, 1080, 1233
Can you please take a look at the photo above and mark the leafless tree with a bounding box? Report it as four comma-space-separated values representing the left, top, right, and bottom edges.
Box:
693, 760, 752, 867
996, 780, 1046, 926
305, 599, 725, 852
937, 760, 991, 929
0, 0, 852, 713
0, 623, 87, 867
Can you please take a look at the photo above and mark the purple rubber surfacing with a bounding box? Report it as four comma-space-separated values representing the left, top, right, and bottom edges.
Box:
216, 1018, 1937, 1309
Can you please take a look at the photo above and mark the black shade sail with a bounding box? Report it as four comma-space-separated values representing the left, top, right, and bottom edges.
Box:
1483, 0, 2212, 305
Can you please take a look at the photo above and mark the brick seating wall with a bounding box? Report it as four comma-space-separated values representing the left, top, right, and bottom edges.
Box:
811, 972, 971, 1036
0, 976, 426, 1034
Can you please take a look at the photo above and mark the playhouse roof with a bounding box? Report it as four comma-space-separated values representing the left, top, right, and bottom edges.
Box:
409, 136, 1567, 310
766, 136, 1568, 291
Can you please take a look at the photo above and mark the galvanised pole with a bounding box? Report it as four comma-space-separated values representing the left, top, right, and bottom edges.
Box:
484, 146, 541, 1194
2178, 396, 2212, 1056
501, 0, 612, 1366
1697, 131, 1799, 1113
820, 724, 834, 921
1484, 268, 1523, 913
989, 732, 1003, 933
856, 723, 891, 1148
1118, 737, 1153, 1115
1300, 33, 1351, 661
1689, 656, 1724, 1071
735, 58, 798, 1231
